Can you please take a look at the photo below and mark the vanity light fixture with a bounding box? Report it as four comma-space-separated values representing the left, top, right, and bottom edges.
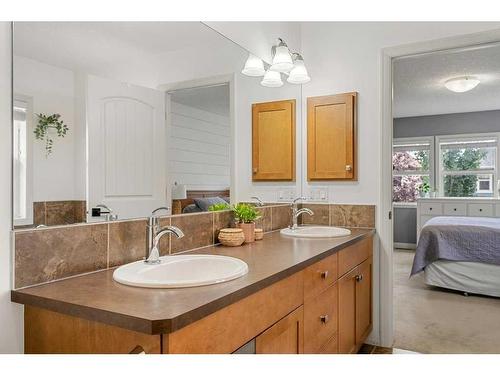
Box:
287, 54, 311, 84
270, 38, 294, 72
261, 70, 284, 88
242, 37, 310, 87
444, 76, 480, 93
241, 54, 265, 77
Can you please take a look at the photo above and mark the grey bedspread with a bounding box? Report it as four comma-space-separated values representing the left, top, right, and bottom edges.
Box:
411, 216, 500, 275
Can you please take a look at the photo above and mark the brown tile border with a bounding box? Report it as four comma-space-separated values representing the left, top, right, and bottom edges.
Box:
13, 202, 375, 289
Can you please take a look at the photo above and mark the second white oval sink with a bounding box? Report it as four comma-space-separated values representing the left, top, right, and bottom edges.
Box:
113, 254, 248, 289
280, 226, 351, 238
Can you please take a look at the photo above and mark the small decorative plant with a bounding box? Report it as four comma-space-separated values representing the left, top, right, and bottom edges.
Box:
419, 182, 430, 194
232, 203, 261, 223
34, 113, 69, 156
208, 202, 231, 211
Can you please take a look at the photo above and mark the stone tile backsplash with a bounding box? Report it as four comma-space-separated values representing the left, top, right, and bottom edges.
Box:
13, 203, 375, 289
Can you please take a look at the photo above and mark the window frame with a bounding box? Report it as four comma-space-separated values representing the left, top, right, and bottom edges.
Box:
436, 132, 499, 198
13, 94, 34, 227
392, 136, 435, 204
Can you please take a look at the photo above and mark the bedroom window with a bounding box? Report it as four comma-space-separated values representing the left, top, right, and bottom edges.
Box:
438, 135, 498, 198
392, 137, 434, 203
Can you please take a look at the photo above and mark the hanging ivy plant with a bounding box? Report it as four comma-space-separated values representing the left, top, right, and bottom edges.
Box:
34, 113, 69, 156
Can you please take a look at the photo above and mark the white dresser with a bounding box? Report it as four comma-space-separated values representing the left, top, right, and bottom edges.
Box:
417, 197, 500, 239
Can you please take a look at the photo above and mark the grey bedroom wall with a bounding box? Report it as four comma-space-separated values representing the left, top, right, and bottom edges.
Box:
393, 109, 500, 245
394, 109, 500, 138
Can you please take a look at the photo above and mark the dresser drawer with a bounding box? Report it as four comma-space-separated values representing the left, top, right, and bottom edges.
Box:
304, 283, 338, 353
338, 237, 372, 277
420, 202, 443, 215
468, 203, 494, 217
304, 253, 338, 300
443, 203, 467, 216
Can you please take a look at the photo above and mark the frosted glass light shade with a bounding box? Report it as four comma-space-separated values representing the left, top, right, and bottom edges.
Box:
270, 45, 294, 72
444, 76, 480, 93
261, 70, 283, 88
287, 59, 311, 84
241, 54, 265, 77
172, 183, 187, 199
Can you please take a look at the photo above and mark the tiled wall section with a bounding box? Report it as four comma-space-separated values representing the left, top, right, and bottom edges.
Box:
31, 200, 86, 227
13, 204, 288, 289
14, 203, 375, 289
300, 203, 375, 228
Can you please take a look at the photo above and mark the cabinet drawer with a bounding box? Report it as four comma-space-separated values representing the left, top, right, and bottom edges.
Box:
420, 202, 442, 215
468, 203, 494, 217
443, 203, 466, 216
304, 253, 338, 300
304, 283, 338, 353
338, 237, 372, 277
319, 335, 338, 354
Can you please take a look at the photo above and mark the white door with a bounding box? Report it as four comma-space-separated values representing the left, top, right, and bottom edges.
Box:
87, 75, 166, 221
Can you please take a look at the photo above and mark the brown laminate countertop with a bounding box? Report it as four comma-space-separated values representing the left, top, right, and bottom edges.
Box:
12, 228, 375, 335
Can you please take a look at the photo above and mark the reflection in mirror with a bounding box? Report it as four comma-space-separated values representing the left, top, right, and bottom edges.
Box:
12, 22, 302, 229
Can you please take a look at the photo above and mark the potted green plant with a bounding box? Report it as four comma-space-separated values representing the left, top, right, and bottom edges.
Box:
208, 202, 231, 211
419, 182, 430, 198
232, 203, 261, 243
34, 113, 69, 156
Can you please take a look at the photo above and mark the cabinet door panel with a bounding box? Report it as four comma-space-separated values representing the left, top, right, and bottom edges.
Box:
256, 306, 303, 354
252, 100, 295, 181
303, 253, 338, 300
356, 257, 372, 344
307, 93, 357, 180
338, 267, 358, 354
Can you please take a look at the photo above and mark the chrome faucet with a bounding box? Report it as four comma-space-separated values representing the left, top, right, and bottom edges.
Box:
96, 204, 118, 221
251, 196, 265, 206
289, 197, 313, 230
145, 226, 184, 264
147, 207, 170, 252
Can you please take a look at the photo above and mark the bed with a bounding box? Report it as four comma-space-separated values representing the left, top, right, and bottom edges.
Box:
412, 216, 500, 297
171, 189, 230, 215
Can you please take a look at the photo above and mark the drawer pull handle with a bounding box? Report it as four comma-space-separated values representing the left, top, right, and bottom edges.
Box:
320, 270, 329, 279
320, 315, 329, 324
454, 208, 457, 211
429, 207, 432, 211
355, 274, 363, 282
479, 209, 483, 212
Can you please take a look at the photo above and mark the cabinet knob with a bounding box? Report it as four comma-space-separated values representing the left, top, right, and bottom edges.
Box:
355, 274, 363, 282
320, 315, 329, 324
253, 168, 258, 174
320, 270, 329, 279
345, 165, 352, 171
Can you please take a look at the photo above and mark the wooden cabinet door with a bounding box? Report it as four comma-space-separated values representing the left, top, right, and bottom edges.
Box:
256, 306, 303, 354
355, 257, 372, 345
337, 267, 358, 354
252, 100, 295, 181
307, 93, 357, 180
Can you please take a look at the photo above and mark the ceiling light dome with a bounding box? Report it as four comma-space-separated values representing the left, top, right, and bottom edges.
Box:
287, 55, 311, 84
261, 70, 283, 88
444, 76, 480, 93
241, 54, 265, 77
270, 39, 294, 72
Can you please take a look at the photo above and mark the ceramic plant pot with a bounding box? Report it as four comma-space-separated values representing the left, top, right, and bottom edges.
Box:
238, 222, 256, 243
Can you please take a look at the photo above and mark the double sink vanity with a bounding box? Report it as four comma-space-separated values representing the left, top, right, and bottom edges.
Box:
12, 221, 374, 354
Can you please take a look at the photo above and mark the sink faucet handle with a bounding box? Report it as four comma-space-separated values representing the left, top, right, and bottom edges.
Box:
151, 206, 170, 216
291, 196, 307, 205
250, 196, 265, 206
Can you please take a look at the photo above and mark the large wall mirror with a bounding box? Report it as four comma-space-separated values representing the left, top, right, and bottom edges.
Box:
12, 22, 302, 229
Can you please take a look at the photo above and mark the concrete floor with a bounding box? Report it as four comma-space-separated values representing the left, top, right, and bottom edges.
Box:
393, 249, 500, 353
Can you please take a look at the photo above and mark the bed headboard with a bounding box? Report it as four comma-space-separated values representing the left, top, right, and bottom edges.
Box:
172, 189, 230, 215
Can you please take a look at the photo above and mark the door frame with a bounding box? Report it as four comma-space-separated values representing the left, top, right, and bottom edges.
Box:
379, 28, 500, 347
158, 74, 236, 206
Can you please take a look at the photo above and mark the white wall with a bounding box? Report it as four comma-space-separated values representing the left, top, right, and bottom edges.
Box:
169, 101, 231, 191
14, 56, 85, 202
0, 22, 23, 353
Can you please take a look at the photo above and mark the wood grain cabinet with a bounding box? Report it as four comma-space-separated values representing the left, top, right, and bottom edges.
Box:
256, 306, 303, 354
252, 99, 296, 181
307, 93, 357, 180
338, 257, 372, 354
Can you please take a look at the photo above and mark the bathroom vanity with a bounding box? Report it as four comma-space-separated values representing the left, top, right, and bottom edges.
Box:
12, 229, 374, 354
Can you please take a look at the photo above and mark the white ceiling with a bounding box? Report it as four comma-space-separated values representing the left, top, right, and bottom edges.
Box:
393, 43, 500, 118
13, 22, 240, 87
171, 85, 230, 117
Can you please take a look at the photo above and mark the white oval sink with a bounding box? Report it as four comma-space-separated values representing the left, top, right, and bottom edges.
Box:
280, 226, 351, 238
113, 254, 248, 288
